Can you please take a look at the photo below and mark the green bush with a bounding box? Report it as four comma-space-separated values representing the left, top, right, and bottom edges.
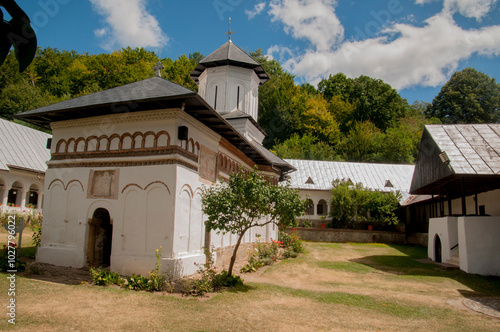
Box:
301, 219, 313, 228
329, 179, 401, 229
148, 247, 174, 292
282, 247, 299, 259
89, 267, 123, 286
279, 229, 305, 253
124, 274, 149, 291
240, 256, 264, 273
256, 239, 280, 262
213, 270, 243, 288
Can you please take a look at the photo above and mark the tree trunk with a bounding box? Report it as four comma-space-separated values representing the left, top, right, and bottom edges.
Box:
227, 231, 246, 277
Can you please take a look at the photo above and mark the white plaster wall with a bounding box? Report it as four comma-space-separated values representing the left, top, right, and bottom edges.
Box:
427, 217, 458, 262
296, 189, 330, 219
458, 216, 500, 276
197, 66, 260, 120
444, 189, 500, 217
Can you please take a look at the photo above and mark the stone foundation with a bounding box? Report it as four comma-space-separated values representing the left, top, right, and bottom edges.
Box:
288, 227, 406, 244
213, 242, 256, 270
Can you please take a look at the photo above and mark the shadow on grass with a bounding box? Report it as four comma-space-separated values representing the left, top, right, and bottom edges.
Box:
226, 283, 255, 293
348, 244, 500, 297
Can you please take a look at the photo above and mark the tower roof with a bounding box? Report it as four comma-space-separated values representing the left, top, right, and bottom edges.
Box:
190, 41, 270, 85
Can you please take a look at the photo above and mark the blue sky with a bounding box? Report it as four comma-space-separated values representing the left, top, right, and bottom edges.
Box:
10, 0, 500, 104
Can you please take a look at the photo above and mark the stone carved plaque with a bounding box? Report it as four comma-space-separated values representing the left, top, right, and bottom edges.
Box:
199, 145, 217, 182
87, 169, 119, 199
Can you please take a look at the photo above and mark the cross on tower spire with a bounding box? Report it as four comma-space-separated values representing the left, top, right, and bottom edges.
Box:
153, 61, 164, 78
225, 17, 234, 41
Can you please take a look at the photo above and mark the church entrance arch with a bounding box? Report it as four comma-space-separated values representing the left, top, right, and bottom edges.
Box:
87, 208, 113, 266
434, 235, 442, 263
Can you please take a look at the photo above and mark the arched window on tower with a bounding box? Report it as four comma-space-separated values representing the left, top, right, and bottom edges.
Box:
236, 86, 240, 109
214, 86, 218, 110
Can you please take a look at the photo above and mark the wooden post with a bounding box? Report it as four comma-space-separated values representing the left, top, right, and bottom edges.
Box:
431, 192, 435, 218
447, 192, 452, 216
475, 193, 478, 215
461, 177, 466, 216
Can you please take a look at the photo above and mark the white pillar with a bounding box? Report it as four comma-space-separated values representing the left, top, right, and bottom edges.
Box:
20, 189, 27, 209
1, 189, 7, 210
37, 192, 43, 210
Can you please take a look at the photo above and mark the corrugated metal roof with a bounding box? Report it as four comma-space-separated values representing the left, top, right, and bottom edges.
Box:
427, 124, 500, 175
0, 119, 51, 173
285, 159, 415, 203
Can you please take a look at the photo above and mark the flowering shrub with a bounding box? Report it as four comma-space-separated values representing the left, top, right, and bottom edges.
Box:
148, 247, 174, 292
180, 247, 243, 296
279, 229, 305, 254
256, 238, 281, 263
30, 212, 42, 247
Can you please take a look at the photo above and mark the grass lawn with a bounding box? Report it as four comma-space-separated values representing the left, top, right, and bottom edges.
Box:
1, 238, 500, 331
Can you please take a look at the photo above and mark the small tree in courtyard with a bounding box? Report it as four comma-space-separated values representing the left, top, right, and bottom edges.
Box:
202, 167, 307, 277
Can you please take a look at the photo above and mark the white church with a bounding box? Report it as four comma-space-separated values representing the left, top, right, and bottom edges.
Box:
16, 39, 294, 277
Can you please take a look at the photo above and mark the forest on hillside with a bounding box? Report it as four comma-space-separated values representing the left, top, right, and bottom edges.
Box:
1, 47, 499, 164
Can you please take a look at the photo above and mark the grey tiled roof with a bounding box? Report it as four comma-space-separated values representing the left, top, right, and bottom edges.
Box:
200, 40, 260, 66
0, 119, 51, 173
426, 124, 500, 175
190, 41, 269, 85
17, 77, 194, 116
285, 159, 415, 203
249, 141, 295, 172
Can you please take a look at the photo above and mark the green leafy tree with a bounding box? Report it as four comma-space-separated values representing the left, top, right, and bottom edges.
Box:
339, 121, 383, 162
366, 190, 401, 226
300, 94, 341, 144
426, 67, 500, 123
162, 53, 201, 91
378, 115, 440, 164
0, 78, 54, 119
329, 179, 368, 228
318, 74, 408, 131
330, 179, 400, 228
271, 133, 340, 161
202, 168, 307, 277
327, 95, 356, 134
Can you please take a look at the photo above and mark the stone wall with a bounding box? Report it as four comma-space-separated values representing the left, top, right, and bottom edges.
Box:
212, 242, 255, 270
288, 227, 407, 244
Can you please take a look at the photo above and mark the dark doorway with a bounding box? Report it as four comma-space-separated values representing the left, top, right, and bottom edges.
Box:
87, 208, 113, 266
434, 235, 442, 263
7, 189, 17, 205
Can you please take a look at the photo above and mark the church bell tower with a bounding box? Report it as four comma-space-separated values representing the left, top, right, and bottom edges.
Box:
190, 23, 269, 144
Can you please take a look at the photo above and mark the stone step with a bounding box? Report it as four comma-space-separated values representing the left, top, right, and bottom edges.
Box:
446, 255, 460, 267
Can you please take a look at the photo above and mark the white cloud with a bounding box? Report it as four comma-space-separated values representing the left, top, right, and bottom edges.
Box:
268, 0, 344, 52
267, 0, 500, 90
416, 0, 497, 20
90, 0, 168, 50
246, 2, 267, 19
94, 28, 107, 38
443, 0, 497, 20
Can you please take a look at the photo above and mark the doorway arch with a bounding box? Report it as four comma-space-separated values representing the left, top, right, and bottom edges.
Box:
87, 208, 113, 266
434, 234, 442, 263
